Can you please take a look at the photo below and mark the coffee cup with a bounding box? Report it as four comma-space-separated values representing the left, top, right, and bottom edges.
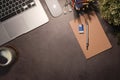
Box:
0, 47, 16, 67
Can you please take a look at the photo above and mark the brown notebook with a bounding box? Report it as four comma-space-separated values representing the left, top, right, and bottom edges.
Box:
69, 12, 112, 59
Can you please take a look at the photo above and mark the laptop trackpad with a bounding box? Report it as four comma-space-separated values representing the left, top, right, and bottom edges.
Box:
0, 25, 10, 45
3, 17, 28, 39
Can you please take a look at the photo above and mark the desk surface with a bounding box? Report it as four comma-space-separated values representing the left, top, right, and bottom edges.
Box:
0, 0, 120, 80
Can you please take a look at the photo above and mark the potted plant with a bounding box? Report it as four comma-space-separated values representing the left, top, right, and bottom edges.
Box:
98, 0, 120, 44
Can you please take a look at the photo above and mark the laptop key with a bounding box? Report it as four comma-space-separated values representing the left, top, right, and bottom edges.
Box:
0, 12, 17, 22
9, 9, 12, 13
5, 11, 9, 15
0, 2, 2, 5
0, 6, 2, 9
17, 9, 21, 14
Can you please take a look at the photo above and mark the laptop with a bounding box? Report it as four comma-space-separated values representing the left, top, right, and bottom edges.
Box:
0, 0, 49, 45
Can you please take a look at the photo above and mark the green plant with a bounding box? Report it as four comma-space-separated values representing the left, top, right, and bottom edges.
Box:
98, 0, 120, 45
98, 0, 120, 26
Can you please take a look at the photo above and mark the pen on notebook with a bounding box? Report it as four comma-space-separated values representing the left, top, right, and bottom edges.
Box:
86, 22, 89, 50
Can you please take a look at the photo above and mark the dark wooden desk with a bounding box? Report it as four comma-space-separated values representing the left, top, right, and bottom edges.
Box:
0, 0, 120, 80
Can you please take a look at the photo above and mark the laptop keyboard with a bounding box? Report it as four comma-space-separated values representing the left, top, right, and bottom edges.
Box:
0, 0, 36, 22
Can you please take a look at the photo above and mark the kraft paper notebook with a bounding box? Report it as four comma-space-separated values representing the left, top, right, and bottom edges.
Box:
69, 12, 112, 59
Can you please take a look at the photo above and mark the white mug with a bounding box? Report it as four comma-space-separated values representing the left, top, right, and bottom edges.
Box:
0, 47, 16, 67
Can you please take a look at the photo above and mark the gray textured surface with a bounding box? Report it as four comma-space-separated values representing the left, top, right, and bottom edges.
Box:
0, 0, 120, 80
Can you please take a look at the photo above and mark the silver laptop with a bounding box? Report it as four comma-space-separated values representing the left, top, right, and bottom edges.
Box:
0, 0, 49, 45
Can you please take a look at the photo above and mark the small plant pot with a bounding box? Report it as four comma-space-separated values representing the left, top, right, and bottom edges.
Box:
0, 47, 17, 67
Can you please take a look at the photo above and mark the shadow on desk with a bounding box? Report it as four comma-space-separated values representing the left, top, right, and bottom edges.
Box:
0, 66, 11, 76
0, 59, 18, 76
